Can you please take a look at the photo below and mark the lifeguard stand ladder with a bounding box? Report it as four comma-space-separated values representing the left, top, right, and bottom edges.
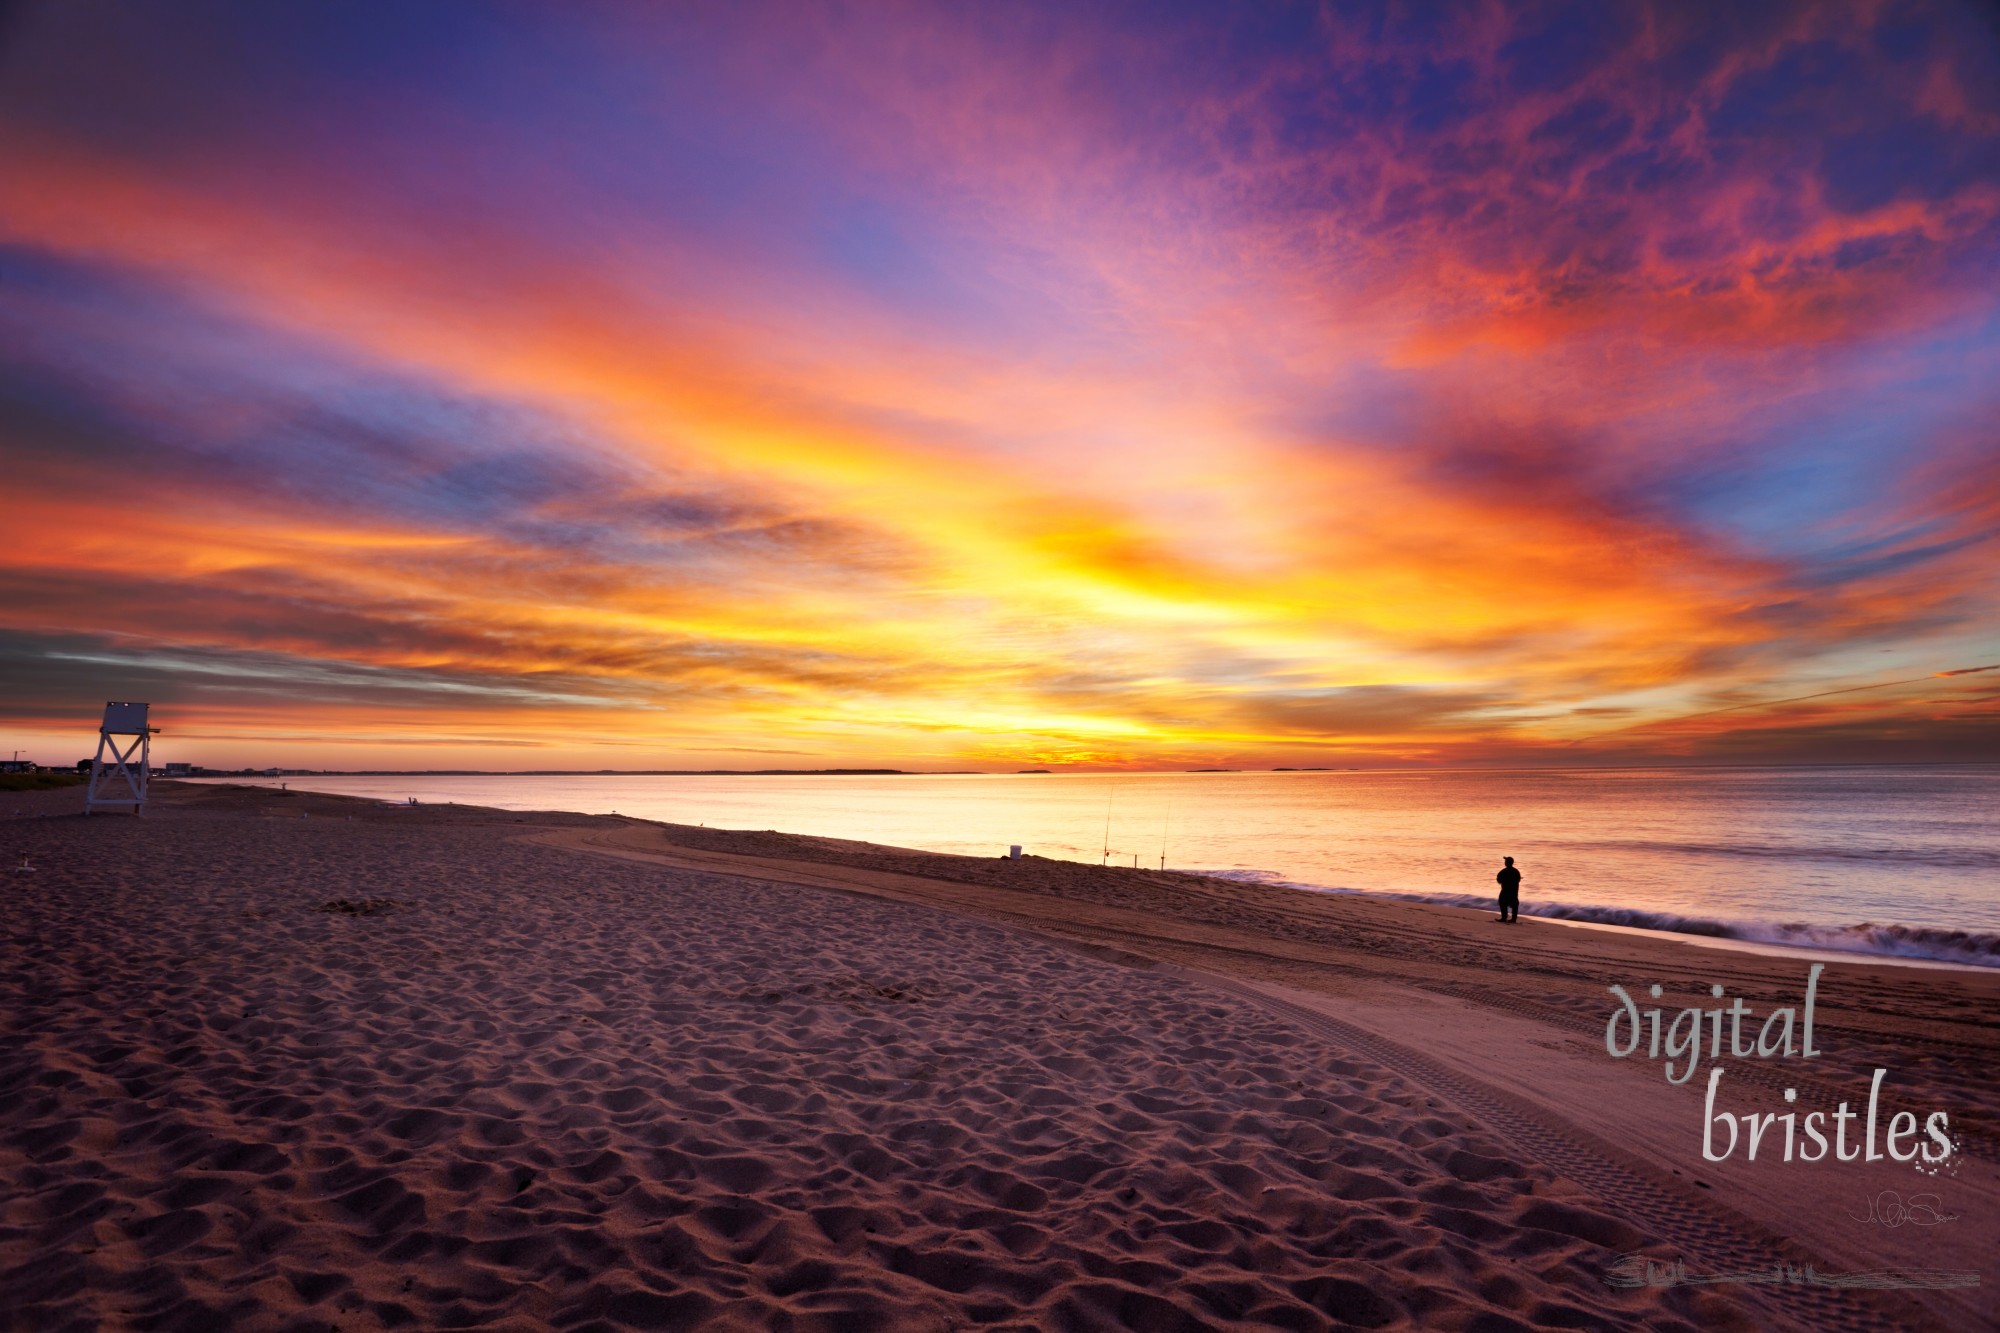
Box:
85, 701, 158, 816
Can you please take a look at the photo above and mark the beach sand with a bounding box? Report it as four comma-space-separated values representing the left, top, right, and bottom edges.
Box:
2, 782, 1992, 1331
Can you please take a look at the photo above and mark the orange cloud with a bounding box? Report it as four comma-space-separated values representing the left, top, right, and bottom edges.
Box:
1, 1, 1995, 769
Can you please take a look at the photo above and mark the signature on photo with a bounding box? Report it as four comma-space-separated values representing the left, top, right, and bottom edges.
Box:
1605, 1256, 1980, 1291
1849, 1190, 1956, 1227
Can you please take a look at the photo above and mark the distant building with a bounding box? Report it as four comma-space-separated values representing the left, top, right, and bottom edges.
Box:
163, 762, 192, 777
0, 760, 35, 773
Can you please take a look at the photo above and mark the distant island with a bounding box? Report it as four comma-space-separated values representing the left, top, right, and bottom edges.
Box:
175, 768, 984, 778
163, 765, 1388, 779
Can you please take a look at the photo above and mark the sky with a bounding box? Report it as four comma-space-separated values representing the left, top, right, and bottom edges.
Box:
1, 0, 1996, 771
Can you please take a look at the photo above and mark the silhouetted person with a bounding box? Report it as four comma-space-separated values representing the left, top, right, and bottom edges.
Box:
1496, 856, 1521, 923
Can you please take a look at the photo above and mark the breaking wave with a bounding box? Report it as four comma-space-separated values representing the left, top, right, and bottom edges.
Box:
1199, 868, 2000, 969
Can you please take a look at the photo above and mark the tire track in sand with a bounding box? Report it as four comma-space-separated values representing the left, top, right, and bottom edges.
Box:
1187, 969, 1953, 1333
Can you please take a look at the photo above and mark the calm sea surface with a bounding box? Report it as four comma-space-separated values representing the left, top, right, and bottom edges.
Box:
206, 766, 2000, 965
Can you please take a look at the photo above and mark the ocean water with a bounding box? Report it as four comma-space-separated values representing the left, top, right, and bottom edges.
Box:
204, 766, 2000, 967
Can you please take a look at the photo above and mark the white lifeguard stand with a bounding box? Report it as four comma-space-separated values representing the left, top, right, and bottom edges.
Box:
85, 701, 159, 816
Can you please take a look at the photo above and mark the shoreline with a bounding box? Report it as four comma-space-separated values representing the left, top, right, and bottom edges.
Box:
5, 780, 1992, 1330
188, 774, 2000, 972
1269, 882, 2000, 973
1528, 912, 1998, 973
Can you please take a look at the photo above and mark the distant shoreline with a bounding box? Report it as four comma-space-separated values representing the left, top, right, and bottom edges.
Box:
174, 760, 2000, 778
188, 768, 979, 777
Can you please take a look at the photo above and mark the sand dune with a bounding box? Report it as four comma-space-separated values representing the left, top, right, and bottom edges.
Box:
1, 783, 1985, 1330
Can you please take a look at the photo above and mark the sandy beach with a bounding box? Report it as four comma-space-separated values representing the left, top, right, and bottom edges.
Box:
3, 782, 1993, 1332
